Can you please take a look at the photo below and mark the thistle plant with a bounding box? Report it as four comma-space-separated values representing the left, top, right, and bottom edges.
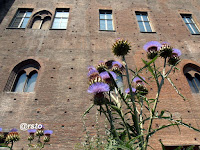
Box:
27, 127, 53, 150
5, 128, 20, 150
84, 39, 200, 149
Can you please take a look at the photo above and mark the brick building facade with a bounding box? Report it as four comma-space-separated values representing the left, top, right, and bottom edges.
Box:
0, 0, 200, 149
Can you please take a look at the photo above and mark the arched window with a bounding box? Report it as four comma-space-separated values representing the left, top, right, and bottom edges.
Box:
184, 63, 200, 93
4, 59, 40, 92
29, 10, 52, 29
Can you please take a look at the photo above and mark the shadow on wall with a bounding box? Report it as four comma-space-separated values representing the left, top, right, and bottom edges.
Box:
0, 0, 15, 24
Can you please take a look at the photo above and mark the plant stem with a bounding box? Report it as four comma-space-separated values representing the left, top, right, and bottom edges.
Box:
105, 102, 117, 138
39, 142, 45, 150
122, 56, 144, 148
10, 141, 13, 150
144, 58, 166, 149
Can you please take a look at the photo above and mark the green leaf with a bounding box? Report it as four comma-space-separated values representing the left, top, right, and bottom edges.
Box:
186, 145, 195, 150
83, 104, 94, 117
167, 77, 187, 101
142, 59, 156, 80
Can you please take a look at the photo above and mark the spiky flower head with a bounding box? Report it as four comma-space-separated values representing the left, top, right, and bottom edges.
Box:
43, 130, 53, 143
111, 61, 124, 75
125, 88, 136, 94
28, 129, 36, 135
99, 71, 117, 90
93, 93, 109, 105
136, 84, 148, 96
44, 130, 53, 136
27, 129, 36, 141
89, 76, 104, 85
159, 42, 173, 58
133, 77, 145, 85
36, 126, 44, 136
88, 66, 99, 80
96, 61, 108, 73
88, 81, 110, 105
112, 39, 131, 56
143, 41, 162, 59
44, 136, 50, 142
5, 128, 20, 142
88, 82, 110, 94
172, 48, 181, 57
100, 71, 117, 80
168, 48, 181, 66
112, 61, 123, 68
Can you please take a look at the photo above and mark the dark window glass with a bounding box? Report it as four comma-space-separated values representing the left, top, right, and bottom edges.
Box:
14, 72, 27, 92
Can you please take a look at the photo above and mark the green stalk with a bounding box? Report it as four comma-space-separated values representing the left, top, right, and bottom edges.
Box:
39, 142, 45, 150
10, 141, 13, 150
144, 58, 166, 149
105, 103, 117, 138
122, 56, 143, 147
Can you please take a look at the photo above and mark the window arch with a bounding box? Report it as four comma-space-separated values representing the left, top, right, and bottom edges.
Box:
184, 63, 200, 93
4, 59, 40, 92
30, 10, 52, 29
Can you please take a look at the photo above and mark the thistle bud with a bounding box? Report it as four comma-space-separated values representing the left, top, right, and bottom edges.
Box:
43, 130, 53, 143
136, 84, 148, 96
93, 93, 109, 105
96, 61, 108, 73
28, 135, 34, 141
44, 136, 50, 142
36, 129, 44, 136
112, 39, 131, 56
159, 43, 173, 58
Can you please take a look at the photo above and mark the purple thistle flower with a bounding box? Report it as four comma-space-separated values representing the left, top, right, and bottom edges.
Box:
133, 77, 145, 84
100, 71, 117, 80
28, 129, 36, 134
112, 61, 122, 68
88, 82, 110, 93
143, 41, 162, 52
172, 48, 181, 57
0, 128, 2, 132
125, 88, 136, 94
88, 69, 99, 77
88, 66, 96, 71
44, 130, 53, 135
10, 128, 18, 132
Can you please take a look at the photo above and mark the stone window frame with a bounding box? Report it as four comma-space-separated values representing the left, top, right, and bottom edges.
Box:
29, 10, 52, 29
4, 59, 41, 93
135, 11, 153, 33
13, 70, 38, 92
99, 9, 115, 31
51, 8, 70, 29
180, 14, 200, 35
183, 63, 200, 94
8, 8, 33, 29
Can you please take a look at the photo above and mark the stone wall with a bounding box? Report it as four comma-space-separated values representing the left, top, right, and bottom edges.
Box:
0, 0, 200, 149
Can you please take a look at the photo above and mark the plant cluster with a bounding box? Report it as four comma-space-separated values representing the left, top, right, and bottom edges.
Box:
0, 127, 53, 150
83, 39, 200, 149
